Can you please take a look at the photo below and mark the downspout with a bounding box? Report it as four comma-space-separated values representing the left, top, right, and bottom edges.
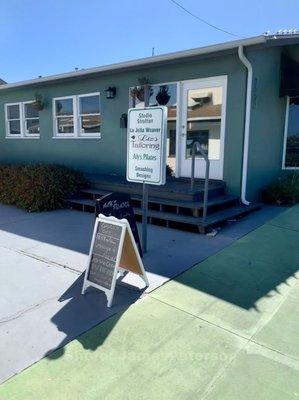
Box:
238, 45, 252, 205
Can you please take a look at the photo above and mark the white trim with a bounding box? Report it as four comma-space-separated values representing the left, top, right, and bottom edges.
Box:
178, 75, 227, 179
52, 136, 101, 139
6, 136, 40, 140
52, 93, 101, 138
52, 95, 75, 137
282, 96, 299, 170
5, 101, 40, 139
77, 92, 101, 138
238, 45, 252, 205
175, 82, 181, 177
22, 101, 40, 138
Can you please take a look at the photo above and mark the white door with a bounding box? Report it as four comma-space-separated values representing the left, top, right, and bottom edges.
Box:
178, 76, 227, 179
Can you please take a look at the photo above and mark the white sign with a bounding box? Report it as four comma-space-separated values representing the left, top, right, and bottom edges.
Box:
126, 106, 167, 185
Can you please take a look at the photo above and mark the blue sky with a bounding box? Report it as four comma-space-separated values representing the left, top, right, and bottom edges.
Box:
0, 0, 298, 82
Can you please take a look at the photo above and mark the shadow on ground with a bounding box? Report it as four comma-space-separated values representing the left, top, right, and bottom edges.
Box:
46, 272, 145, 359
45, 207, 299, 360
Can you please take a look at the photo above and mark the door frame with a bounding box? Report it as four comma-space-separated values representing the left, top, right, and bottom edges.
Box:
176, 75, 228, 180
128, 76, 228, 179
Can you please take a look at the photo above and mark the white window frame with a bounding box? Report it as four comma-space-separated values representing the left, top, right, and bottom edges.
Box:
53, 95, 76, 138
282, 96, 299, 170
23, 101, 41, 137
53, 92, 101, 139
5, 101, 40, 139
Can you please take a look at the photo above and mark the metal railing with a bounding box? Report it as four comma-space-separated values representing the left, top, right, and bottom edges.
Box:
190, 142, 210, 220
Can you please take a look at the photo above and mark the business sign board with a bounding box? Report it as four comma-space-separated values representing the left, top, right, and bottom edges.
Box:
82, 214, 149, 307
127, 106, 167, 186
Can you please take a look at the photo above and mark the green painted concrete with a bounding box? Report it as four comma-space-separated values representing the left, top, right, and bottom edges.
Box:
0, 44, 297, 200
0, 205, 298, 399
204, 342, 299, 400
267, 204, 299, 231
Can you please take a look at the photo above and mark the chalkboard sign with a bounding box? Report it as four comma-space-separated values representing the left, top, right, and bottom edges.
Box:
87, 221, 122, 289
95, 192, 143, 257
82, 215, 149, 307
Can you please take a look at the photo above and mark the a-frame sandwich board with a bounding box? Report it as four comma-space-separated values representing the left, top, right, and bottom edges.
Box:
82, 214, 149, 307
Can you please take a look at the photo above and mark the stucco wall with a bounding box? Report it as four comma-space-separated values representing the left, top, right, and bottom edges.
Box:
0, 53, 247, 196
246, 45, 297, 200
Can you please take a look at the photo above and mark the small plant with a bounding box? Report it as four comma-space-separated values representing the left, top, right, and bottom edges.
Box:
32, 92, 44, 111
262, 173, 299, 205
130, 86, 145, 102
0, 164, 88, 212
130, 77, 153, 103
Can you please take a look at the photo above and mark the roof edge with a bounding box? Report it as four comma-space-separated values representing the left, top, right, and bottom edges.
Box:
0, 35, 275, 91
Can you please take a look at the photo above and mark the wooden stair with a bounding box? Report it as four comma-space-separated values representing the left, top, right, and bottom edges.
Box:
66, 175, 261, 233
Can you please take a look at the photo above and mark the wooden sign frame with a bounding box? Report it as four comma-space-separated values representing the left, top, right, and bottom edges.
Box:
82, 214, 149, 307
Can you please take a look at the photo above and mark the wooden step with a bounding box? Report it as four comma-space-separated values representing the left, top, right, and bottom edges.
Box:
80, 188, 239, 211
134, 203, 261, 232
66, 196, 261, 233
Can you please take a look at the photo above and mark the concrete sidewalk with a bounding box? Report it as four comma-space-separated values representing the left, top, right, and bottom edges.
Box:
0, 205, 298, 399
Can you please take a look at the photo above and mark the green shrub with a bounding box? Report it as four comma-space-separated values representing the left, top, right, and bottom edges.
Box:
0, 164, 88, 212
262, 173, 299, 205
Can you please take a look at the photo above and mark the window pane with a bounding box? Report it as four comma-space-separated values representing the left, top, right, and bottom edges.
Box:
79, 95, 100, 115
26, 119, 40, 134
187, 87, 222, 119
285, 97, 299, 168
9, 120, 21, 135
80, 115, 101, 133
57, 117, 74, 134
55, 98, 73, 116
130, 83, 177, 173
167, 121, 176, 157
7, 104, 20, 119
25, 103, 39, 118
186, 120, 221, 160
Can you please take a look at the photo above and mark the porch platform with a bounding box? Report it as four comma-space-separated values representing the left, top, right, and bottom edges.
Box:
86, 174, 226, 201
67, 174, 261, 233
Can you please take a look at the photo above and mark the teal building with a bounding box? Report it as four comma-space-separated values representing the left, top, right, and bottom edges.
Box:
0, 33, 298, 202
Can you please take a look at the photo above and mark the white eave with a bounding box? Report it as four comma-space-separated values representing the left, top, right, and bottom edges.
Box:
1, 34, 299, 91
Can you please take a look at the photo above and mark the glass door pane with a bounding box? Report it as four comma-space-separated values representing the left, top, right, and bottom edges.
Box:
186, 87, 222, 160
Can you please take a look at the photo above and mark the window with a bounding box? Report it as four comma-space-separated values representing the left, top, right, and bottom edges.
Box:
54, 97, 75, 135
5, 102, 40, 138
53, 93, 101, 138
129, 83, 177, 171
283, 96, 299, 169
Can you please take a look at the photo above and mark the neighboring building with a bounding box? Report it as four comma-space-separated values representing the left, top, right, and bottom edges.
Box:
0, 33, 298, 202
